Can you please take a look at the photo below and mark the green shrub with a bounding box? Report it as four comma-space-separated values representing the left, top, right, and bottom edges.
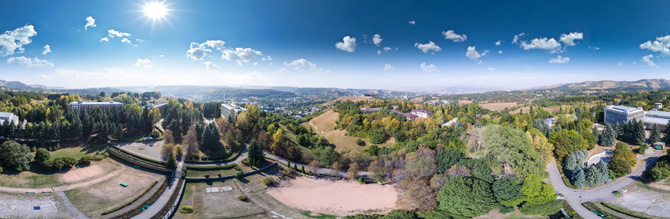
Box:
359, 177, 364, 183
79, 155, 94, 165
150, 130, 161, 139
235, 170, 244, 179
179, 206, 194, 214
355, 138, 366, 146
238, 195, 248, 201
638, 144, 649, 154
94, 155, 105, 161
498, 205, 515, 214
519, 200, 562, 216
264, 177, 274, 186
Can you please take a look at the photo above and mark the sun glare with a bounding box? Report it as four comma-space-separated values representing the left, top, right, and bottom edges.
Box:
143, 2, 167, 20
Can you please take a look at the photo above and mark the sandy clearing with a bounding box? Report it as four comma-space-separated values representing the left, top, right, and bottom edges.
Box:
61, 165, 104, 183
267, 177, 397, 216
324, 96, 373, 106
479, 102, 518, 111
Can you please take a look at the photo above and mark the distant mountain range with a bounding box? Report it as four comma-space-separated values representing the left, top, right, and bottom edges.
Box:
534, 79, 670, 91
0, 80, 46, 91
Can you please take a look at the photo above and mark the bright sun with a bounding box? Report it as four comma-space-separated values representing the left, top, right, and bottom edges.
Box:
143, 2, 167, 20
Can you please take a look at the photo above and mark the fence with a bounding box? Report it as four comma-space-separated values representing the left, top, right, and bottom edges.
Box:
159, 178, 186, 219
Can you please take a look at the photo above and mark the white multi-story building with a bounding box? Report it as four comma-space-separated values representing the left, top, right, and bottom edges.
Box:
0, 112, 19, 126
69, 101, 123, 112
604, 105, 645, 125
221, 103, 247, 120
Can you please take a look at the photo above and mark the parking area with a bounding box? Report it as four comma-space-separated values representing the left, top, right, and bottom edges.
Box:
114, 140, 165, 161
608, 184, 670, 218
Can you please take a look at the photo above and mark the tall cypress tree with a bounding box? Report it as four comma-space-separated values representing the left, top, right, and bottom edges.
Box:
634, 120, 645, 145
650, 124, 661, 144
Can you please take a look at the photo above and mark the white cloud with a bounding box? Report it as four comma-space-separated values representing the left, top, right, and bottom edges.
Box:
222, 47, 262, 65
495, 41, 501, 46
512, 33, 525, 44
262, 56, 272, 61
335, 36, 357, 52
7, 56, 54, 68
488, 67, 495, 71
0, 25, 37, 57
281, 58, 325, 73
107, 29, 131, 38
203, 61, 219, 70
420, 63, 438, 72
618, 62, 624, 66
408, 20, 416, 25
415, 41, 441, 53
559, 32, 583, 46
204, 40, 225, 50
442, 30, 467, 42
373, 34, 383, 46
589, 46, 600, 50
498, 50, 503, 54
520, 37, 561, 52
642, 54, 658, 67
186, 42, 212, 61
383, 47, 392, 52
384, 64, 396, 71
121, 38, 131, 44
100, 37, 109, 42
42, 45, 51, 55
549, 55, 570, 64
84, 16, 96, 30
135, 58, 152, 68
640, 35, 670, 55
466, 46, 486, 60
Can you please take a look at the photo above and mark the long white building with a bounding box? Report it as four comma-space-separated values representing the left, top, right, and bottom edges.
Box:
221, 103, 247, 120
0, 112, 19, 126
69, 101, 123, 112
605, 105, 668, 132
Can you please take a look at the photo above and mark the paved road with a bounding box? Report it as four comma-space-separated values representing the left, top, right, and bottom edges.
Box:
57, 191, 90, 219
264, 152, 372, 178
131, 161, 183, 219
548, 150, 663, 219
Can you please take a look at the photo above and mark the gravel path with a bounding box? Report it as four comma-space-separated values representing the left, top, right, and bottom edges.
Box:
131, 161, 183, 219
57, 191, 90, 219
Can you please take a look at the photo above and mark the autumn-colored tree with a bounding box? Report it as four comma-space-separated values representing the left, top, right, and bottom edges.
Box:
397, 178, 438, 212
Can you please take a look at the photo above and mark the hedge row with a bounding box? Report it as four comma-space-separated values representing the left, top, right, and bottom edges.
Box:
150, 178, 185, 219
111, 146, 166, 166
185, 163, 237, 171
102, 181, 158, 215
601, 202, 653, 219
581, 202, 625, 219
184, 150, 241, 164
109, 178, 169, 219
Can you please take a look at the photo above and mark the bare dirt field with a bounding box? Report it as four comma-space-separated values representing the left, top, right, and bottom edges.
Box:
0, 192, 71, 218
324, 95, 373, 106
61, 165, 105, 183
267, 176, 398, 216
303, 110, 338, 133
479, 102, 518, 111
65, 166, 165, 217
114, 140, 165, 161
458, 100, 473, 105
303, 111, 395, 152
608, 182, 670, 218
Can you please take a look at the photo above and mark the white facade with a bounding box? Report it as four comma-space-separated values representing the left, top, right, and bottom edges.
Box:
0, 112, 19, 126
69, 101, 123, 112
221, 103, 247, 120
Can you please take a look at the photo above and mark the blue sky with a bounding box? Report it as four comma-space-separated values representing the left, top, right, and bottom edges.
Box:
2, 0, 670, 90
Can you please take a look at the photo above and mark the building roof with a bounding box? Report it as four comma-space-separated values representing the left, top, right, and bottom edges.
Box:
605, 105, 644, 114
221, 103, 247, 112
391, 109, 417, 120
0, 112, 15, 118
411, 109, 432, 114
641, 117, 669, 126
645, 110, 670, 119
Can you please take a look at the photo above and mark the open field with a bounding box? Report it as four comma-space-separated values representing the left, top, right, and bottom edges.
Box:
303, 110, 395, 152
64, 165, 165, 217
113, 140, 166, 162
324, 95, 373, 106
0, 192, 71, 218
0, 158, 120, 189
607, 182, 670, 218
176, 166, 307, 219
185, 165, 255, 178
510, 103, 599, 114
267, 176, 398, 216
50, 144, 109, 160
479, 102, 519, 111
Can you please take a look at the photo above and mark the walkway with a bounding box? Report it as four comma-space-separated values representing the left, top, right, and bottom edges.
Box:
131, 161, 183, 219
548, 150, 663, 219
57, 191, 90, 219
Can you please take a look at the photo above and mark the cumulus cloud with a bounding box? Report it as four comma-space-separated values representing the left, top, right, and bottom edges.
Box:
498, 50, 503, 54
465, 46, 486, 60
512, 33, 526, 44
279, 58, 327, 73
373, 34, 383, 46
495, 41, 501, 46
100, 37, 109, 42
520, 37, 561, 52
415, 41, 441, 53
442, 30, 467, 42
560, 32, 583, 46
121, 38, 131, 44
135, 58, 152, 68
203, 61, 219, 70
0, 25, 37, 57
408, 20, 416, 25
107, 29, 131, 38
262, 56, 272, 61
549, 55, 570, 64
222, 47, 262, 65
84, 16, 96, 30
42, 45, 51, 55
204, 40, 225, 50
420, 63, 438, 72
7, 56, 54, 68
642, 54, 658, 67
640, 35, 670, 55
335, 36, 357, 52
384, 64, 396, 71
186, 42, 211, 61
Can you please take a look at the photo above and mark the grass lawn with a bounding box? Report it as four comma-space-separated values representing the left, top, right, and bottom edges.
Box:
50, 144, 108, 160
0, 169, 62, 188
186, 165, 254, 178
